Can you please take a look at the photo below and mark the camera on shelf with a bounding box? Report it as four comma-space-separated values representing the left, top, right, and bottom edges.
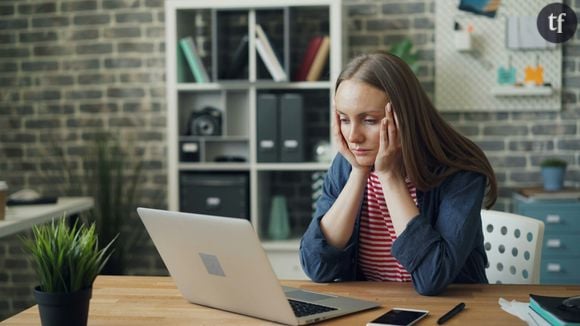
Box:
187, 106, 222, 136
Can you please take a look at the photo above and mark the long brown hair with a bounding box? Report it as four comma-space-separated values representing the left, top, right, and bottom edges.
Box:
336, 52, 497, 209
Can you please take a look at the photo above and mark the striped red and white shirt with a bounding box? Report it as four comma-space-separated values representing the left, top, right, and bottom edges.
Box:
358, 171, 417, 282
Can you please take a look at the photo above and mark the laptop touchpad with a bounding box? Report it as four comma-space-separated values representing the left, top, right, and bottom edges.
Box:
286, 290, 336, 301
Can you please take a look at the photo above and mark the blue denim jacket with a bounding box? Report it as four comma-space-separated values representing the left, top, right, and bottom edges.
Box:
299, 154, 489, 295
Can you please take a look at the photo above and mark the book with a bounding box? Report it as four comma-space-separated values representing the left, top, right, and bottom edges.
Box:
223, 35, 249, 79
176, 45, 188, 83
179, 36, 210, 83
516, 187, 580, 201
294, 36, 325, 81
529, 294, 580, 326
256, 38, 286, 81
305, 36, 330, 81
255, 24, 287, 81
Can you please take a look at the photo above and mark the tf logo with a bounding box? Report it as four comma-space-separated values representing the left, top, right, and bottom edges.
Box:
537, 3, 577, 43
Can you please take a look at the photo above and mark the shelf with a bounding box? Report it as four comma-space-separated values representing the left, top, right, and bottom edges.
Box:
254, 81, 331, 89
491, 85, 553, 97
179, 163, 329, 171
177, 81, 332, 91
167, 0, 342, 281
178, 163, 250, 170
179, 135, 249, 141
177, 82, 250, 91
256, 162, 330, 171
514, 187, 580, 202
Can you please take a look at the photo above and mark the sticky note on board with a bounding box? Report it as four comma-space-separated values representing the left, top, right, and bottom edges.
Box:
506, 16, 556, 50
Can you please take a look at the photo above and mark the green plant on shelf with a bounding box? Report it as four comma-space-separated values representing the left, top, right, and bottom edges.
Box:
540, 158, 567, 168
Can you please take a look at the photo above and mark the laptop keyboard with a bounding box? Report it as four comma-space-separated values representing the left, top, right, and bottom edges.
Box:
288, 299, 337, 317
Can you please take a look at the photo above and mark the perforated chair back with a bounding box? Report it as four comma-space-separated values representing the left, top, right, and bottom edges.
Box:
481, 209, 545, 284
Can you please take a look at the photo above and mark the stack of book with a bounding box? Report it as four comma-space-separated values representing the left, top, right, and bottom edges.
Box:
178, 29, 330, 83
529, 294, 580, 326
293, 35, 330, 81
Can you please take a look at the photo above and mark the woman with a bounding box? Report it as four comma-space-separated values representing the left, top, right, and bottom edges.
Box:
299, 52, 497, 296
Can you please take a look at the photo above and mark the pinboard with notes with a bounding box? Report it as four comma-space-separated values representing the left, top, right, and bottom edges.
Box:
435, 0, 562, 111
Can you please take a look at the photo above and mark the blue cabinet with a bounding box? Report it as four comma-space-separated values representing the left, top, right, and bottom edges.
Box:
513, 195, 580, 284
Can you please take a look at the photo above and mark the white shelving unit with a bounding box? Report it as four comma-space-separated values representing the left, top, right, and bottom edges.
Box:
166, 0, 343, 279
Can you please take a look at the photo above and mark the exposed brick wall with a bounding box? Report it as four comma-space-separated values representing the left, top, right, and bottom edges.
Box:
0, 230, 36, 321
0, 0, 168, 320
1, 0, 579, 321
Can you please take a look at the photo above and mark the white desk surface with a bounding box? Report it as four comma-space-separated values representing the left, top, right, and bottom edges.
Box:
0, 197, 94, 238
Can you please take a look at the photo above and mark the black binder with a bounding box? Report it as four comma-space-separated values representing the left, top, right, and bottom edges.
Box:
257, 94, 279, 162
279, 94, 304, 162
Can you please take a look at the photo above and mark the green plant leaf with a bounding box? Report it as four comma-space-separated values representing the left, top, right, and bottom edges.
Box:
41, 131, 147, 275
389, 38, 419, 74
21, 216, 116, 293
540, 158, 567, 168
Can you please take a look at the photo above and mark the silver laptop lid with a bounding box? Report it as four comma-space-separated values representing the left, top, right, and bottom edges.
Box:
137, 207, 298, 325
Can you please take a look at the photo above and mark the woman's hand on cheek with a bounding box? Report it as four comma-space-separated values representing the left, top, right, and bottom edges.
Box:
374, 102, 403, 180
332, 107, 366, 172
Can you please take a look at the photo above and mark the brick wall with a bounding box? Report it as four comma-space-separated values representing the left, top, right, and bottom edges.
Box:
0, 230, 36, 320
1, 0, 579, 320
0, 0, 168, 320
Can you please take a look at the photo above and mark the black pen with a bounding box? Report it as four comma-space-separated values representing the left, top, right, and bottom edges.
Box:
437, 302, 465, 325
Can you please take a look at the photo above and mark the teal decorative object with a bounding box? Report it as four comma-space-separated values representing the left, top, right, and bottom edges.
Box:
497, 66, 516, 85
497, 56, 516, 85
268, 196, 291, 240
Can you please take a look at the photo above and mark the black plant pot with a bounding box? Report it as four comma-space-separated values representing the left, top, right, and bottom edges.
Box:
33, 286, 92, 326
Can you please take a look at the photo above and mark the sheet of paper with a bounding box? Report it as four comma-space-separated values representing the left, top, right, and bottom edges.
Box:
498, 298, 550, 326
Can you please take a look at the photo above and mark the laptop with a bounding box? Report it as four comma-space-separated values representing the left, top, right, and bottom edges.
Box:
137, 207, 379, 325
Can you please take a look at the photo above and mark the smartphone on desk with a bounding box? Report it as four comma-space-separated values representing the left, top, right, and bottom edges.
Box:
367, 308, 429, 326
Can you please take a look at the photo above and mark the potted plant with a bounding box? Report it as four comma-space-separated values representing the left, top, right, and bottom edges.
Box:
389, 38, 419, 73
84, 133, 143, 274
540, 158, 567, 191
21, 217, 116, 326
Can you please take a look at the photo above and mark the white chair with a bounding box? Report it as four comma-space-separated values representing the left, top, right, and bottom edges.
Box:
481, 209, 545, 284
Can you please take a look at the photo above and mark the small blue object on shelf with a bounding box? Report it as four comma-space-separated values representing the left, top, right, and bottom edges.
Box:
541, 166, 566, 191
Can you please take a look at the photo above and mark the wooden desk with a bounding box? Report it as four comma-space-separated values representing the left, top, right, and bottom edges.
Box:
0, 197, 94, 238
2, 276, 579, 325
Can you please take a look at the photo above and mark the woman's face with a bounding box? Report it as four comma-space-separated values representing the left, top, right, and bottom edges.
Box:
335, 79, 388, 167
